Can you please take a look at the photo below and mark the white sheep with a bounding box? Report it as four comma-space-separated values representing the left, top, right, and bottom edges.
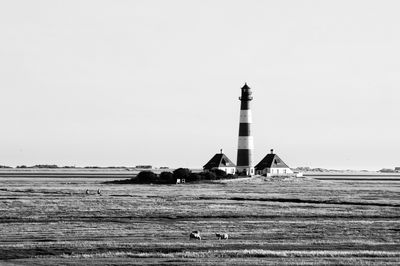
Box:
189, 231, 201, 240
216, 233, 228, 240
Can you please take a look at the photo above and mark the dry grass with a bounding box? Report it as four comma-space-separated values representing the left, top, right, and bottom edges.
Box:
0, 175, 399, 265
57, 249, 400, 258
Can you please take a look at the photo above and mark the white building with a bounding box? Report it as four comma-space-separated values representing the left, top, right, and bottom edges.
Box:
203, 151, 236, 174
255, 149, 293, 176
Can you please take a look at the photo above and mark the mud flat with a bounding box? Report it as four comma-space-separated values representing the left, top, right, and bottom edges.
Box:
0, 176, 399, 265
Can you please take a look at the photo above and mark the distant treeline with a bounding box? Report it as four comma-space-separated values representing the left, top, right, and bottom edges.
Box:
295, 166, 400, 173
379, 168, 400, 173
8, 165, 78, 169
294, 167, 344, 172
0, 165, 148, 169
107, 168, 238, 185
295, 167, 371, 172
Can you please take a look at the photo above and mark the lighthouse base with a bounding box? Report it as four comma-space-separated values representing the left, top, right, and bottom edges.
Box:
236, 167, 255, 176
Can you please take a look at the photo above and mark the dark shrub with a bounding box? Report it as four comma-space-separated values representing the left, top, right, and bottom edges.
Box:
173, 168, 191, 180
212, 169, 227, 178
159, 171, 175, 184
202, 171, 217, 180
135, 171, 158, 183
225, 174, 237, 179
187, 172, 202, 182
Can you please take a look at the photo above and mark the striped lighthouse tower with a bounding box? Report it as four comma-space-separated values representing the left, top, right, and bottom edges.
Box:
236, 83, 255, 176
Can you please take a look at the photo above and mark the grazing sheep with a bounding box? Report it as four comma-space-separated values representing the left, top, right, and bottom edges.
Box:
216, 233, 228, 240
189, 231, 201, 240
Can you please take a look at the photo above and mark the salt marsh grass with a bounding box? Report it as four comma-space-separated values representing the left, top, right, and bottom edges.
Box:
0, 174, 399, 265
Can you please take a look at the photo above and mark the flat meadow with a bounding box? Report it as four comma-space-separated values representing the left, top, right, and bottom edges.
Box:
0, 173, 399, 265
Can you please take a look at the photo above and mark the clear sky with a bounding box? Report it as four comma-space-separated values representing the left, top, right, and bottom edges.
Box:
1, 1, 399, 170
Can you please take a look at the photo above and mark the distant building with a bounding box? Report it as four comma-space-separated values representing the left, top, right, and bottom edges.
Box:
136, 165, 152, 169
255, 149, 293, 176
203, 150, 236, 174
176, 178, 186, 184
379, 168, 395, 173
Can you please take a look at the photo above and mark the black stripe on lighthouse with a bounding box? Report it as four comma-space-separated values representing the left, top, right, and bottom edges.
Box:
238, 123, 251, 136
240, 100, 250, 110
237, 149, 252, 166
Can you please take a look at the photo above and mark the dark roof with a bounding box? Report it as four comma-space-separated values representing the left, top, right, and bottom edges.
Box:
203, 153, 236, 169
255, 153, 290, 170
241, 83, 250, 90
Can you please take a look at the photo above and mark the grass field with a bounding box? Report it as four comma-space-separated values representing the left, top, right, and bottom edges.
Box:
0, 175, 399, 265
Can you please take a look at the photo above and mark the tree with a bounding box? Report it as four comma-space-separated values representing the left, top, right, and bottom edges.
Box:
173, 168, 191, 180
159, 172, 175, 184
135, 171, 158, 183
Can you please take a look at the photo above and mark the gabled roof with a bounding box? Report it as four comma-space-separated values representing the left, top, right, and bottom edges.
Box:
255, 153, 290, 170
241, 83, 250, 90
203, 153, 236, 169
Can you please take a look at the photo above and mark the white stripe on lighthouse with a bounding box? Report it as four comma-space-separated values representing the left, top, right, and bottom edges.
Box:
239, 110, 252, 123
237, 136, 254, 149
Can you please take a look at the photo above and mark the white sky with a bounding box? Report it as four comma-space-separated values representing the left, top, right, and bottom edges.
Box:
1, 1, 399, 170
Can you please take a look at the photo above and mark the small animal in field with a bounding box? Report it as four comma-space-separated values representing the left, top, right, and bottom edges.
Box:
216, 233, 228, 240
97, 189, 101, 195
85, 189, 89, 195
189, 231, 201, 240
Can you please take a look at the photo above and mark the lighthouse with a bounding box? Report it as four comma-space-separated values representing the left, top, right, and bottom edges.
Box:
236, 83, 255, 176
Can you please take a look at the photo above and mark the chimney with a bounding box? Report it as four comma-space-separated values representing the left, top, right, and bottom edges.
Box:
270, 149, 274, 154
